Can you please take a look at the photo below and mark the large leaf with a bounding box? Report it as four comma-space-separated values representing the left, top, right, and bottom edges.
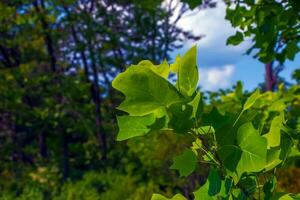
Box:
236, 122, 267, 177
218, 145, 242, 173
112, 66, 184, 116
177, 46, 198, 96
116, 114, 156, 141
170, 149, 197, 177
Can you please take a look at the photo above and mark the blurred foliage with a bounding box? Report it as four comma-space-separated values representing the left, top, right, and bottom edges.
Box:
0, 0, 299, 199
225, 0, 300, 64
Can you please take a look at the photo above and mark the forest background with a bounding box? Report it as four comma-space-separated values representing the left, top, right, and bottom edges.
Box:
0, 0, 299, 199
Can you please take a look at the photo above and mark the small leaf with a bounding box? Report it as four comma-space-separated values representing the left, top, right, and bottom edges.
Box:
168, 103, 194, 134
227, 31, 244, 45
197, 126, 215, 135
191, 138, 202, 156
285, 41, 300, 61
263, 175, 277, 197
170, 149, 197, 177
170, 55, 180, 73
263, 112, 284, 148
188, 92, 202, 118
177, 46, 198, 96
116, 114, 156, 141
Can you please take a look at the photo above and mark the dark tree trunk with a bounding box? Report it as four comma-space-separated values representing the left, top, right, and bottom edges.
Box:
61, 132, 69, 179
39, 132, 48, 159
265, 62, 276, 91
89, 43, 107, 161
33, 0, 57, 72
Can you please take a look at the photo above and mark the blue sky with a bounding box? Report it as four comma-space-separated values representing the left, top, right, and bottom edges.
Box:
171, 1, 300, 91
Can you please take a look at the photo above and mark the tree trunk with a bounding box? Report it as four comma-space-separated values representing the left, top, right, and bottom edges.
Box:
265, 62, 276, 91
39, 132, 48, 159
61, 132, 69, 179
89, 43, 107, 161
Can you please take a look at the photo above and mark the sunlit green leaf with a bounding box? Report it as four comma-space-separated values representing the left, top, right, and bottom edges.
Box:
177, 46, 198, 96
236, 122, 267, 177
112, 66, 184, 115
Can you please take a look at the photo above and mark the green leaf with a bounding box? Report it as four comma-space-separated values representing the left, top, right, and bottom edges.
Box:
112, 66, 184, 116
270, 193, 294, 200
170, 149, 197, 177
236, 122, 267, 177
285, 41, 300, 61
151, 193, 187, 200
194, 168, 222, 200
263, 175, 277, 197
263, 112, 284, 148
218, 145, 242, 173
197, 126, 215, 135
168, 103, 194, 134
243, 89, 261, 111
207, 169, 222, 196
177, 46, 198, 96
191, 138, 202, 156
137, 59, 170, 79
239, 175, 258, 194
227, 31, 244, 45
116, 114, 156, 141
170, 55, 180, 73
218, 178, 233, 198
188, 92, 202, 118
265, 148, 282, 171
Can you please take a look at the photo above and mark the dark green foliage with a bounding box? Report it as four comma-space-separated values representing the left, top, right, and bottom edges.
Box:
225, 0, 300, 64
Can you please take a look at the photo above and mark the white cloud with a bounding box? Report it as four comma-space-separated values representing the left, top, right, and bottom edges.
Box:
199, 65, 235, 91
169, 1, 251, 67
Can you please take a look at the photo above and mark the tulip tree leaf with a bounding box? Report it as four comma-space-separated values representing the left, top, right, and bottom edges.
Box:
170, 55, 180, 73
112, 66, 184, 116
188, 92, 202, 118
194, 168, 222, 200
170, 149, 197, 177
137, 60, 170, 79
243, 89, 261, 111
264, 112, 284, 149
116, 114, 156, 141
236, 122, 267, 177
177, 46, 198, 96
